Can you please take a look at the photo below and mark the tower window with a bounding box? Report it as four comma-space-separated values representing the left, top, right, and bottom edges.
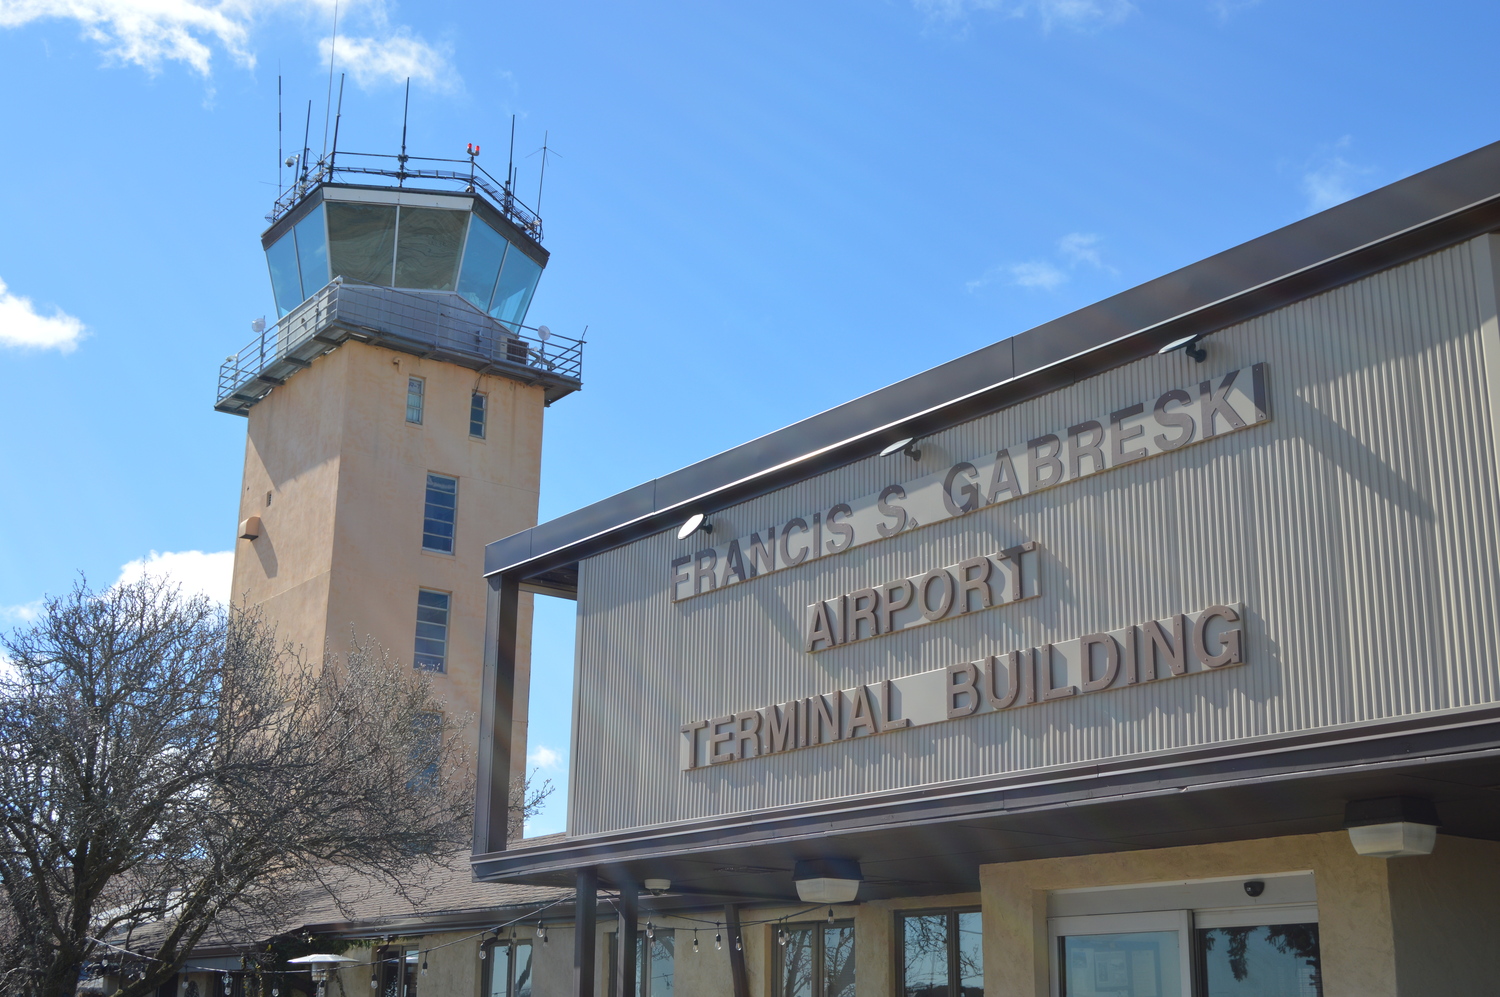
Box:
422, 473, 458, 553
413, 589, 450, 672
406, 376, 425, 424
470, 391, 488, 439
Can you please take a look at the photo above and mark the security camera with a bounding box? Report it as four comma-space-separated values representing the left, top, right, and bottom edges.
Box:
1243, 880, 1265, 898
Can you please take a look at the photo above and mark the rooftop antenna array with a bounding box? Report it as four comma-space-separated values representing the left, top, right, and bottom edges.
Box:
330, 73, 345, 172
300, 100, 312, 186
529, 131, 560, 215
277, 73, 283, 197
398, 77, 411, 186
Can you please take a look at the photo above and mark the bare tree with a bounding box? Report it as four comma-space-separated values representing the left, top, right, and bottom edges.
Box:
0, 578, 540, 997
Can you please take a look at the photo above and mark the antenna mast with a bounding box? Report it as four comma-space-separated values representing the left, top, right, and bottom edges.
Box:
277, 73, 283, 196
321, 0, 339, 160
300, 100, 312, 188
398, 78, 411, 186
330, 73, 346, 173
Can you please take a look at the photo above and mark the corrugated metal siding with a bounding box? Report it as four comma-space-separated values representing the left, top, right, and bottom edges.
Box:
568, 242, 1500, 836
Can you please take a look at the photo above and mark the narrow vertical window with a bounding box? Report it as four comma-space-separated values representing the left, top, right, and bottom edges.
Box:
413, 589, 450, 672
608, 931, 674, 997
406, 376, 425, 424
898, 909, 981, 997
484, 938, 534, 997
777, 921, 853, 997
422, 473, 458, 553
409, 711, 443, 788
470, 391, 488, 438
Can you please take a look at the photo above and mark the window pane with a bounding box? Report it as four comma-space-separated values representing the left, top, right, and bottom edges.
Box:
403, 950, 419, 997
902, 915, 949, 997
294, 203, 329, 296
456, 215, 508, 310
957, 912, 983, 997
265, 233, 303, 317
1061, 931, 1181, 997
648, 932, 673, 997
513, 942, 533, 997
413, 589, 449, 671
422, 473, 457, 553
395, 207, 468, 290
1199, 925, 1321, 997
487, 944, 511, 997
470, 392, 487, 438
328, 202, 397, 284
823, 924, 855, 997
780, 928, 815, 997
490, 249, 542, 329
406, 377, 424, 424
409, 711, 442, 788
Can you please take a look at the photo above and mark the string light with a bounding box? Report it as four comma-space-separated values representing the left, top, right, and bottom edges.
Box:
420, 954, 427, 977
692, 931, 699, 953
370, 979, 378, 989
827, 908, 835, 923
645, 921, 655, 940
538, 921, 548, 943
714, 929, 722, 951
734, 935, 742, 952
777, 927, 786, 947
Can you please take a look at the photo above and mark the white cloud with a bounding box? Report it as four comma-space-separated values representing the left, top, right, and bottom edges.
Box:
968, 232, 1114, 293
913, 0, 1134, 31
0, 0, 454, 88
1058, 231, 1115, 273
115, 549, 235, 606
1301, 139, 1375, 213
0, 278, 86, 353
321, 31, 454, 90
0, 600, 44, 625
528, 745, 563, 769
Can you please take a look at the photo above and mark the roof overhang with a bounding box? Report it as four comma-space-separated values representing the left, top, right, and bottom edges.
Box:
485, 140, 1500, 592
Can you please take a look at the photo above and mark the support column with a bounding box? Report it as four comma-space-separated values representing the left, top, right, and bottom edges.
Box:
615, 880, 639, 997
725, 904, 750, 997
475, 574, 519, 855
575, 867, 599, 997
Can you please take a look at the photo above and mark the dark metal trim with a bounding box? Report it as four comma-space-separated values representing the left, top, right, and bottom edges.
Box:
484, 140, 1500, 583
472, 705, 1500, 881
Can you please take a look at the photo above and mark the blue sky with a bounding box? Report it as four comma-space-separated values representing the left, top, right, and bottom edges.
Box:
2, 0, 1498, 833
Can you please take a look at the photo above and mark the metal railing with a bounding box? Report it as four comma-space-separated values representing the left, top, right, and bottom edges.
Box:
217, 279, 583, 415
269, 150, 543, 242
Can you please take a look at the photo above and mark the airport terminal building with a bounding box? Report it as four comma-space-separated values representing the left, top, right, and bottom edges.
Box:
470, 144, 1500, 997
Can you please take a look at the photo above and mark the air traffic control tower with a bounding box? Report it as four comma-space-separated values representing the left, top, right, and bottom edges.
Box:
216, 147, 582, 799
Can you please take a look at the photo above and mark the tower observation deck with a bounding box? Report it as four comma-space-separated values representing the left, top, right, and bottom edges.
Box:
216, 149, 582, 415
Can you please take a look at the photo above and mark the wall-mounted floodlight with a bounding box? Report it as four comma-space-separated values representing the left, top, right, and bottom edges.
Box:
879, 437, 922, 461
794, 858, 863, 904
677, 513, 713, 541
1344, 797, 1439, 857
1159, 334, 1207, 363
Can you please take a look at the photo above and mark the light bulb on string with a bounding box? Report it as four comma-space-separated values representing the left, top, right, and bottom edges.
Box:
692, 930, 699, 953
420, 955, 427, 977
538, 921, 548, 943
734, 936, 742, 952
645, 921, 654, 940
827, 908, 835, 923
714, 930, 722, 951
777, 927, 786, 947
370, 979, 378, 989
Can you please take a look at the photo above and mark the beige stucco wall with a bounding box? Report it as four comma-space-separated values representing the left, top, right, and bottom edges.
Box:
230, 339, 544, 788
1387, 834, 1500, 994
979, 831, 1396, 997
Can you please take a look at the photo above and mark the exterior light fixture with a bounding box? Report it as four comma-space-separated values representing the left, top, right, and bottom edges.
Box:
287, 955, 355, 997
714, 930, 722, 951
1158, 334, 1207, 363
1344, 797, 1440, 857
644, 878, 671, 895
879, 437, 922, 461
793, 858, 863, 904
677, 513, 712, 540
537, 921, 548, 943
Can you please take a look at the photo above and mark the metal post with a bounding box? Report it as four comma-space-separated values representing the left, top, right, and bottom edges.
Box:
574, 867, 599, 997
615, 880, 639, 997
725, 904, 749, 997
474, 574, 518, 855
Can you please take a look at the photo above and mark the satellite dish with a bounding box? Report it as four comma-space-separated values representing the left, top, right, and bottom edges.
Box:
677, 513, 710, 541
537, 325, 552, 342
251, 317, 266, 334
880, 437, 915, 458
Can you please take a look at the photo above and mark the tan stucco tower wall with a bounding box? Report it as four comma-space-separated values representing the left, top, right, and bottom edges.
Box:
230, 339, 542, 787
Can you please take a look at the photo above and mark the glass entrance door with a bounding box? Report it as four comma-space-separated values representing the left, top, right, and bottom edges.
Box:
1050, 912, 1192, 997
